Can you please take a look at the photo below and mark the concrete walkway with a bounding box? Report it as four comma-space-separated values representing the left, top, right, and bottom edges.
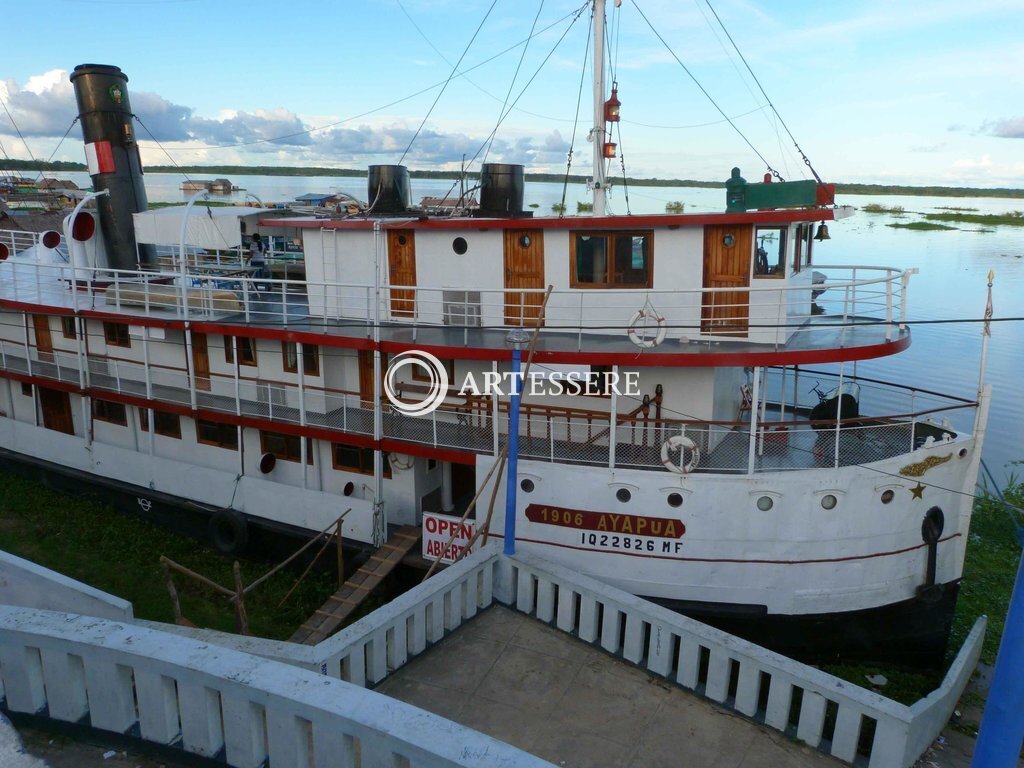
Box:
377, 606, 837, 768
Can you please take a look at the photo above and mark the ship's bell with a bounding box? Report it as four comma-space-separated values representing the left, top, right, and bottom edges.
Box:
813, 223, 831, 241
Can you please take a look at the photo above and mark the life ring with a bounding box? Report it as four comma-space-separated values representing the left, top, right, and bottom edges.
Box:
389, 452, 414, 471
661, 435, 700, 474
627, 308, 667, 348
208, 509, 249, 555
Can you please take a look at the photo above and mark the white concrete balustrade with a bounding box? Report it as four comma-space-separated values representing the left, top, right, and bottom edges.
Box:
0, 544, 983, 768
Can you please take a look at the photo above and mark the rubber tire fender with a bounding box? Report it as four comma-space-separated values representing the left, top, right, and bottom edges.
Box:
209, 508, 249, 555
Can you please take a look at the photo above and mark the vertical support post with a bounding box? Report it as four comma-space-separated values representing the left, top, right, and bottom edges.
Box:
491, 360, 500, 456
609, 364, 618, 469
232, 337, 241, 416
371, 222, 385, 547
834, 361, 845, 468
184, 326, 197, 411
441, 462, 454, 512
746, 365, 761, 475
758, 367, 768, 456
972, 541, 1024, 767
142, 325, 153, 400
297, 343, 308, 490
232, 561, 249, 636
504, 346, 523, 555
591, 0, 607, 216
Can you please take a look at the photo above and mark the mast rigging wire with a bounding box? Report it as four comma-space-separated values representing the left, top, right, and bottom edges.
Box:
560, 4, 594, 217
630, 0, 784, 181
703, 0, 823, 184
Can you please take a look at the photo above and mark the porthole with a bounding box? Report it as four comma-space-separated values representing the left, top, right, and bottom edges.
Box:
397, 235, 407, 246
722, 233, 736, 248
343, 481, 355, 497
821, 494, 838, 510
756, 496, 773, 511
520, 478, 535, 493
616, 488, 632, 503
881, 489, 895, 504
452, 236, 468, 255
958, 448, 968, 459
667, 492, 683, 508
519, 235, 531, 248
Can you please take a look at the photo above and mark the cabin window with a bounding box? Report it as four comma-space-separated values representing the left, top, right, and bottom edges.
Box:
261, 430, 313, 464
282, 342, 320, 377
793, 224, 812, 274
21, 383, 33, 397
571, 231, 652, 288
563, 364, 614, 397
753, 227, 786, 278
103, 322, 131, 348
139, 409, 181, 439
92, 398, 127, 426
332, 443, 391, 477
61, 317, 77, 339
196, 418, 239, 450
225, 336, 258, 366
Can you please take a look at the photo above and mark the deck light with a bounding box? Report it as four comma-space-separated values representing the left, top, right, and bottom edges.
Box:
604, 85, 621, 123
603, 142, 617, 159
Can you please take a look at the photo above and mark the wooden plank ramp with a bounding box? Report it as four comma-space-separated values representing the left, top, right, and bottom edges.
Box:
290, 526, 421, 646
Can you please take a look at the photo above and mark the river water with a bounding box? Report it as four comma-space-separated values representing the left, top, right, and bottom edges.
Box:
17, 170, 1024, 482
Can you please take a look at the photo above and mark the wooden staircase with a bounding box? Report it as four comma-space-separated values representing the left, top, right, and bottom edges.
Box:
289, 526, 421, 646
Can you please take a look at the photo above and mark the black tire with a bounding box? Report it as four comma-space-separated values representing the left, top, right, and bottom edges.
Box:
208, 509, 249, 555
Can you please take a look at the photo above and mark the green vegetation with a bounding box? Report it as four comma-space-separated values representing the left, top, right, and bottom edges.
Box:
923, 211, 1024, 227
551, 202, 566, 214
936, 206, 980, 212
0, 470, 337, 640
1, 159, 87, 172
887, 221, 957, 231
576, 201, 594, 213
664, 201, 685, 213
823, 481, 1022, 704
861, 204, 906, 215
147, 200, 238, 209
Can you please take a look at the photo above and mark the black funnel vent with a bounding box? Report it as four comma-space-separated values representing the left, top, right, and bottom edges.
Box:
367, 165, 411, 214
479, 163, 524, 218
70, 64, 154, 269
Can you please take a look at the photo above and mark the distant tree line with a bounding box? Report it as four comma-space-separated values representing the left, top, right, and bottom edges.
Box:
4, 159, 1022, 198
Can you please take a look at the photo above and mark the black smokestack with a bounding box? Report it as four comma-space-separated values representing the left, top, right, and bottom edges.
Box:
70, 64, 154, 269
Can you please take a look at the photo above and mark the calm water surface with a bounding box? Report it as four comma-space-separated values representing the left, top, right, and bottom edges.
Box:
29, 171, 1024, 482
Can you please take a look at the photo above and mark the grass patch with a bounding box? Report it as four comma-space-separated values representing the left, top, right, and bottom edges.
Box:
861, 203, 906, 215
0, 469, 337, 639
664, 200, 685, 213
551, 202, 566, 214
935, 206, 980, 212
887, 221, 957, 231
576, 201, 594, 213
923, 211, 1024, 227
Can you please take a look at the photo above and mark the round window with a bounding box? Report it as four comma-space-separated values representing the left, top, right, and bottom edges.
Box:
616, 488, 632, 503
452, 237, 468, 255
519, 235, 531, 248
667, 492, 683, 508
722, 234, 736, 248
881, 489, 895, 504
821, 494, 838, 510
397, 235, 407, 246
756, 496, 774, 511
520, 478, 535, 493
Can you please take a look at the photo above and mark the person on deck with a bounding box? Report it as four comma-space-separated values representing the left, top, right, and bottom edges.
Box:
249, 233, 268, 280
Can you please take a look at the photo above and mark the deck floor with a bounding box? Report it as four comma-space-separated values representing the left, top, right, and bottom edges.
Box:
377, 606, 836, 768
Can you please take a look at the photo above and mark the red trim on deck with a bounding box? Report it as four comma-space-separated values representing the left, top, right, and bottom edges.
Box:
0, 369, 82, 394
380, 438, 477, 466
261, 206, 842, 231
190, 320, 376, 350
0, 299, 76, 316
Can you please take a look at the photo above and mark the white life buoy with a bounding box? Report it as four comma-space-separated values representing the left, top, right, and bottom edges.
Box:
627, 308, 667, 348
388, 452, 414, 471
661, 435, 700, 474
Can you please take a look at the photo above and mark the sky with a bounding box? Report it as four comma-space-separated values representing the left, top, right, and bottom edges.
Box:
1, 0, 1023, 188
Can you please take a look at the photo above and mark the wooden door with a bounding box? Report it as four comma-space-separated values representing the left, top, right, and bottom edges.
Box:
701, 224, 752, 336
39, 386, 74, 435
191, 332, 211, 391
32, 315, 54, 362
503, 229, 545, 326
387, 230, 417, 318
358, 350, 375, 407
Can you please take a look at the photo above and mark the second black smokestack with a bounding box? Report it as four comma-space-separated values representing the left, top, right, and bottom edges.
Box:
70, 64, 154, 269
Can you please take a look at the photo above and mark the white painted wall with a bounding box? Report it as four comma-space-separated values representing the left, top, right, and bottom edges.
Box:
0, 550, 133, 621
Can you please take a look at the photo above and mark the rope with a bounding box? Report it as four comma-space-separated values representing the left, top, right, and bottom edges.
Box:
398, 0, 500, 166
631, 0, 784, 181
703, 0, 823, 184
0, 93, 45, 178
33, 118, 81, 183
616, 120, 631, 214
560, 5, 594, 217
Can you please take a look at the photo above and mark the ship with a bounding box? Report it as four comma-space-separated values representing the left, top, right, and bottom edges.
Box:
0, 3, 989, 666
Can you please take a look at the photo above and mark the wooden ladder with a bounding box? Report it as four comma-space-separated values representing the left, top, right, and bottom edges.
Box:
289, 526, 421, 646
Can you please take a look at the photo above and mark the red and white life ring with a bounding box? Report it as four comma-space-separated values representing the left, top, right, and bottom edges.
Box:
388, 452, 414, 471
661, 435, 700, 474
627, 308, 667, 348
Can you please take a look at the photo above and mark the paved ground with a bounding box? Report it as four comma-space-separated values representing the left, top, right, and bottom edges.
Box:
376, 605, 838, 768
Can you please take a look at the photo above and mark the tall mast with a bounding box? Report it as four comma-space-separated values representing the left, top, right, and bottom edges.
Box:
591, 0, 607, 216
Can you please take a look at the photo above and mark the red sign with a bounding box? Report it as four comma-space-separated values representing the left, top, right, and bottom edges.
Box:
525, 504, 684, 539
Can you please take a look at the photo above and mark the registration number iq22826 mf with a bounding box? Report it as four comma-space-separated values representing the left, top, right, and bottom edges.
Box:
524, 504, 685, 555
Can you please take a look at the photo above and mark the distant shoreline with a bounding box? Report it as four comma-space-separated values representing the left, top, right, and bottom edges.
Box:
4, 160, 1023, 199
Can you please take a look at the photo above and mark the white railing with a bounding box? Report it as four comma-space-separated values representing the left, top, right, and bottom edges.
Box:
0, 603, 549, 768
24, 545, 980, 768
0, 237, 908, 346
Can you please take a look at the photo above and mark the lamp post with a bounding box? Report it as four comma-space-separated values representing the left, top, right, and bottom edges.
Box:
503, 328, 530, 555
